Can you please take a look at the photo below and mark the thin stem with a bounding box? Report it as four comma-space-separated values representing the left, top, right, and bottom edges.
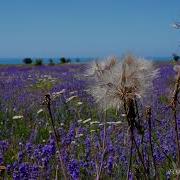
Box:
146, 107, 158, 179
171, 77, 180, 168
173, 108, 180, 166
123, 99, 148, 179
140, 133, 145, 159
96, 149, 106, 180
126, 132, 133, 180
134, 98, 140, 121
55, 165, 59, 180
135, 98, 145, 166
44, 94, 67, 180
131, 128, 148, 179
96, 111, 107, 180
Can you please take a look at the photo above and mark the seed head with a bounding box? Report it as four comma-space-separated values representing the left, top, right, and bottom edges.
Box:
42, 94, 51, 106
87, 54, 158, 110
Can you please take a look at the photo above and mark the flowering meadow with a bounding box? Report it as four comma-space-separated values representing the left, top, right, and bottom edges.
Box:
0, 56, 179, 180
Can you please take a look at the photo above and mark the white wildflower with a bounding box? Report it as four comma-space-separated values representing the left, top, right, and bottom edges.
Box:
50, 79, 56, 83
71, 141, 76, 144
37, 109, 43, 114
106, 121, 122, 125
52, 89, 66, 98
66, 95, 78, 103
90, 129, 96, 133
70, 91, 77, 95
83, 118, 91, 124
121, 113, 126, 117
90, 121, 100, 125
77, 101, 83, 105
114, 121, 122, 125
75, 133, 84, 138
77, 119, 83, 123
58, 89, 66, 94
99, 123, 104, 126
12, 115, 23, 120
60, 123, 64, 126
84, 89, 90, 92
56, 151, 60, 154
107, 122, 115, 125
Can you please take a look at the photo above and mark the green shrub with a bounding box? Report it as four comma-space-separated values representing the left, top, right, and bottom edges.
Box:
23, 58, 33, 64
60, 57, 71, 64
34, 59, 43, 66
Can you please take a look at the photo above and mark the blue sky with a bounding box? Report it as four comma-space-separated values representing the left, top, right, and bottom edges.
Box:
0, 0, 180, 58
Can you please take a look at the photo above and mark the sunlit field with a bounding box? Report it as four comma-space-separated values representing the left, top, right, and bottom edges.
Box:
0, 56, 179, 179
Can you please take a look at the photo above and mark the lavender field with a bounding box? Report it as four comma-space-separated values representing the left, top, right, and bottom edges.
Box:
0, 56, 179, 179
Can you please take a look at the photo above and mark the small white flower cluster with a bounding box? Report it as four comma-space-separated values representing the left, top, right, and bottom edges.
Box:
52, 89, 66, 99
66, 95, 78, 103
37, 109, 43, 114
12, 115, 23, 120
87, 54, 159, 111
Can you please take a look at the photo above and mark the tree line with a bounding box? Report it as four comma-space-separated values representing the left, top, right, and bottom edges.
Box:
23, 57, 80, 65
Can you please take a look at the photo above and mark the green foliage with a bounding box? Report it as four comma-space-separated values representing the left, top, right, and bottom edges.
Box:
60, 57, 71, 64
34, 59, 43, 66
31, 79, 54, 91
36, 127, 50, 144
4, 147, 18, 164
13, 118, 31, 140
159, 95, 170, 104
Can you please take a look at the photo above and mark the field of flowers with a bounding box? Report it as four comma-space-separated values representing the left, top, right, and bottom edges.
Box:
0, 57, 179, 179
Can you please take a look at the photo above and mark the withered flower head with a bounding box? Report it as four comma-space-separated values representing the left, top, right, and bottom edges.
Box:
42, 94, 51, 106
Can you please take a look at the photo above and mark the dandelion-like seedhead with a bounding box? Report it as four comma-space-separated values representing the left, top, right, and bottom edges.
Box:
87, 54, 159, 111
86, 56, 117, 77
173, 65, 180, 78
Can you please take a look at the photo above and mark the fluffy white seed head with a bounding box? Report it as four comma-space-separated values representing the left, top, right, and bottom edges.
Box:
173, 65, 180, 78
87, 54, 158, 111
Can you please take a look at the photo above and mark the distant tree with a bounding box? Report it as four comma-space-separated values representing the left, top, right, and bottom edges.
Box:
60, 57, 71, 64
48, 59, 55, 65
35, 59, 43, 66
23, 58, 33, 64
60, 57, 66, 64
172, 53, 180, 62
66, 58, 71, 63
76, 58, 80, 63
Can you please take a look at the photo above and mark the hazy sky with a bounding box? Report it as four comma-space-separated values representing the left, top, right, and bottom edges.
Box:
0, 0, 180, 58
